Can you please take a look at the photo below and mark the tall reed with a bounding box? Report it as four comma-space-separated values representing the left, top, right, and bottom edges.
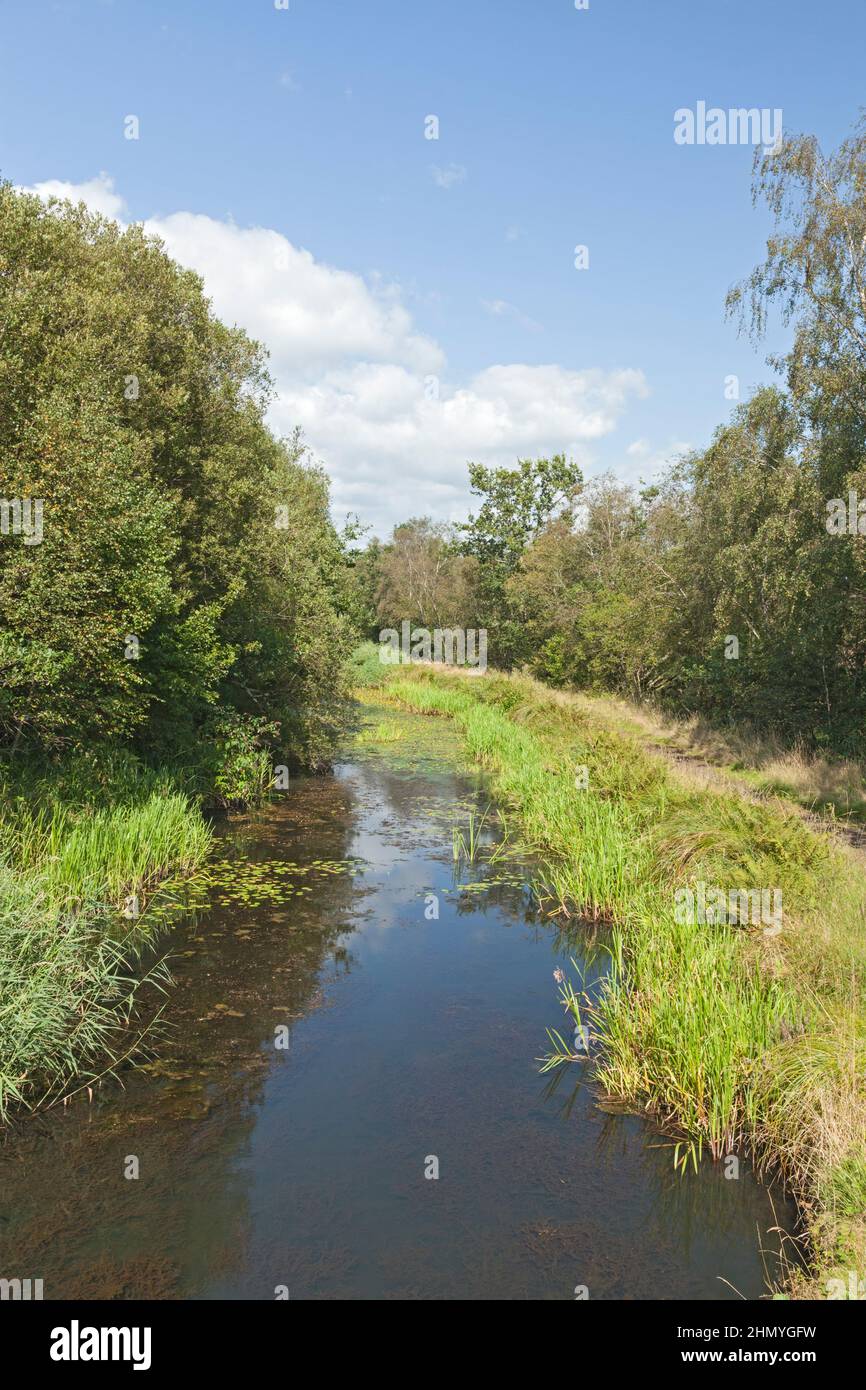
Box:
0, 781, 211, 1119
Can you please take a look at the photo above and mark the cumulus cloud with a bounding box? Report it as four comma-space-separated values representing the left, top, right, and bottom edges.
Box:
145, 211, 444, 378
19, 174, 649, 535
273, 363, 648, 526
23, 171, 127, 220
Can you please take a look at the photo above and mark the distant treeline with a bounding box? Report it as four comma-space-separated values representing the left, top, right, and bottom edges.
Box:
348, 121, 866, 753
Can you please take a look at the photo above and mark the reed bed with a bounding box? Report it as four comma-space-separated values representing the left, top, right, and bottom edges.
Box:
0, 778, 212, 1119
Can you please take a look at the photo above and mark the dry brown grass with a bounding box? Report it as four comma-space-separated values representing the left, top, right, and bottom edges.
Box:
571, 692, 866, 820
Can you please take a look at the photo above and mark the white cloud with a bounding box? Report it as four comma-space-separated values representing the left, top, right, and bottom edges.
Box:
23, 171, 126, 220
274, 362, 648, 527
19, 174, 649, 535
144, 211, 444, 378
431, 163, 467, 190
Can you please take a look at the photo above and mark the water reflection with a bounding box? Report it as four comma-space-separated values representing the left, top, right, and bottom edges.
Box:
0, 707, 795, 1300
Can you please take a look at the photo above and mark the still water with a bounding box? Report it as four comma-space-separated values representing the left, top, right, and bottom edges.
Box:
0, 706, 793, 1300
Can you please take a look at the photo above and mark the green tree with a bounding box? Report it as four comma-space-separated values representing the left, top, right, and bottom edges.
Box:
460, 454, 582, 666
376, 517, 477, 632
0, 182, 353, 777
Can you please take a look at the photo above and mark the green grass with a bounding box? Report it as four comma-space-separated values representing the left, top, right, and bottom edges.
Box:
452, 806, 494, 863
0, 758, 212, 1119
355, 718, 407, 746
380, 664, 866, 1297
348, 639, 388, 688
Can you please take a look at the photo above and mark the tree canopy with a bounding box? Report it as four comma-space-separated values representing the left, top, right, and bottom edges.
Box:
0, 183, 353, 783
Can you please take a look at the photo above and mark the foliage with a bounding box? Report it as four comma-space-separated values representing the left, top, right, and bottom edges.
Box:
0, 754, 211, 1118
0, 184, 354, 774
348, 119, 866, 758
347, 639, 388, 688
458, 454, 583, 667
374, 517, 477, 632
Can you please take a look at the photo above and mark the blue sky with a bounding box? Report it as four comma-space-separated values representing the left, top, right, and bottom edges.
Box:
2, 0, 864, 535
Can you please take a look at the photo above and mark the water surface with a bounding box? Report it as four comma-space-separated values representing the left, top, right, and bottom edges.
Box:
0, 705, 793, 1300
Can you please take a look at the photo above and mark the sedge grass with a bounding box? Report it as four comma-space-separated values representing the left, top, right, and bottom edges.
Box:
0, 777, 212, 1120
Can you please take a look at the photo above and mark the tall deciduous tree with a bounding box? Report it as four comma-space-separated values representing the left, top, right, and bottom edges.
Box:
460, 454, 582, 666
0, 183, 353, 772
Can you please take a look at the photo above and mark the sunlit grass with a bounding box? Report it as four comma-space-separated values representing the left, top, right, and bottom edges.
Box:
0, 775, 212, 1119
355, 718, 407, 746
383, 663, 866, 1295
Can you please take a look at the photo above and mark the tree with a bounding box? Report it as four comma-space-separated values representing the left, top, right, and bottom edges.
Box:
343, 535, 383, 641
509, 475, 684, 698
727, 120, 866, 478
460, 454, 582, 666
376, 518, 476, 631
0, 182, 353, 774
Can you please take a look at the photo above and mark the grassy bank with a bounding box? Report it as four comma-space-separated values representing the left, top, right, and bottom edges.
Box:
0, 756, 212, 1119
578, 691, 866, 825
380, 664, 866, 1298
